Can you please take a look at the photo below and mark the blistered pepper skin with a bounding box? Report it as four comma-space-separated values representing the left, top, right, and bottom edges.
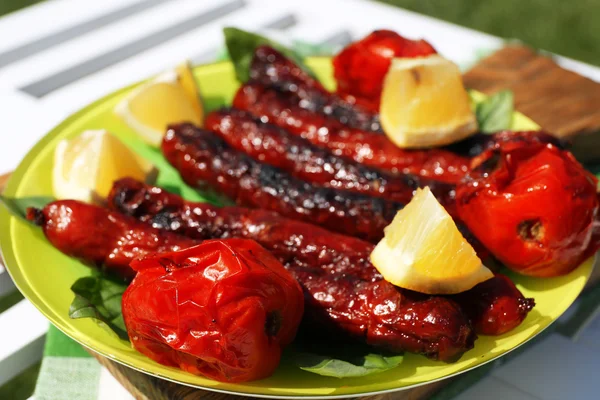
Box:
333, 30, 437, 110
456, 142, 599, 277
123, 239, 304, 382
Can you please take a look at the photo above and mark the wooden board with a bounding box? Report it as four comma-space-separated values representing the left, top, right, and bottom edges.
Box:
463, 45, 600, 162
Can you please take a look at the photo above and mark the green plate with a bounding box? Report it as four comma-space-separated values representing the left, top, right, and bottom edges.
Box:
0, 58, 593, 398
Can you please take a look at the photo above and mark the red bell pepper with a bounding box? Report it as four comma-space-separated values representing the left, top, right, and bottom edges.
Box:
456, 141, 599, 277
122, 239, 304, 382
333, 29, 437, 111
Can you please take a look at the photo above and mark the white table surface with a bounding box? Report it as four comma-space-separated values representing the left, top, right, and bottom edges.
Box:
0, 1, 599, 399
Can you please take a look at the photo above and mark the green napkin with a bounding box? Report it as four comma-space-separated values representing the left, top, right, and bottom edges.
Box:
33, 325, 102, 400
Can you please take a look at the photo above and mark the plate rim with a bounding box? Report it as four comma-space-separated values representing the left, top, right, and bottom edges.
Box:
0, 58, 593, 398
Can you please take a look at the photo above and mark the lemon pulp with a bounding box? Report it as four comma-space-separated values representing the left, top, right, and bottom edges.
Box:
53, 130, 155, 203
115, 61, 203, 146
380, 55, 478, 149
370, 187, 493, 294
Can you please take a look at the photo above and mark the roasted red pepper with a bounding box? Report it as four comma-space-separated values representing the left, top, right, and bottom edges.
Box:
122, 239, 304, 382
333, 30, 437, 110
456, 141, 599, 276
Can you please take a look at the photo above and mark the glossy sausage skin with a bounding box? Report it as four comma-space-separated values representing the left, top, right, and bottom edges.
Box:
109, 178, 381, 281
293, 267, 475, 360
29, 196, 473, 360
205, 108, 457, 214
107, 178, 533, 338
26, 200, 196, 280
454, 274, 535, 335
249, 45, 381, 132
107, 177, 475, 361
233, 82, 470, 183
161, 123, 404, 242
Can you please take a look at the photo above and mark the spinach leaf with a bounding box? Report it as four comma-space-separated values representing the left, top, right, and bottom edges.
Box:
476, 90, 514, 133
295, 352, 404, 378
223, 27, 313, 82
69, 273, 129, 341
0, 195, 54, 225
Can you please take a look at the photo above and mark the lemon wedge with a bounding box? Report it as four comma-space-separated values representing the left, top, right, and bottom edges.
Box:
370, 187, 493, 294
53, 130, 156, 203
114, 61, 204, 146
380, 55, 478, 148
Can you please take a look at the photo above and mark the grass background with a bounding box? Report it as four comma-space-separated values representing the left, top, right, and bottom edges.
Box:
0, 0, 600, 66
378, 0, 600, 66
3, 0, 578, 283
0, 0, 598, 65
0, 0, 598, 399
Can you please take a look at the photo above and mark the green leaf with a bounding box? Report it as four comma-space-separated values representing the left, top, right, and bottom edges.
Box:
223, 27, 314, 83
69, 273, 129, 341
160, 184, 182, 197
0, 195, 54, 224
476, 90, 514, 133
295, 352, 403, 378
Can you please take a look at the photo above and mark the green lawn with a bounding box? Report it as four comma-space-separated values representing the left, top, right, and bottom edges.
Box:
0, 0, 44, 17
378, 0, 600, 66
1, 0, 598, 66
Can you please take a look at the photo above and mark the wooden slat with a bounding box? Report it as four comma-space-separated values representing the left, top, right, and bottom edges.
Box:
0, 300, 47, 386
0, 172, 47, 387
0, 172, 16, 295
463, 45, 600, 162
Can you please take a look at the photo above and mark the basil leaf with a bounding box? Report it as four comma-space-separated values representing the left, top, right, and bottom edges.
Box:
476, 90, 514, 133
295, 352, 403, 378
160, 184, 182, 197
223, 27, 314, 83
0, 195, 54, 224
69, 273, 129, 341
